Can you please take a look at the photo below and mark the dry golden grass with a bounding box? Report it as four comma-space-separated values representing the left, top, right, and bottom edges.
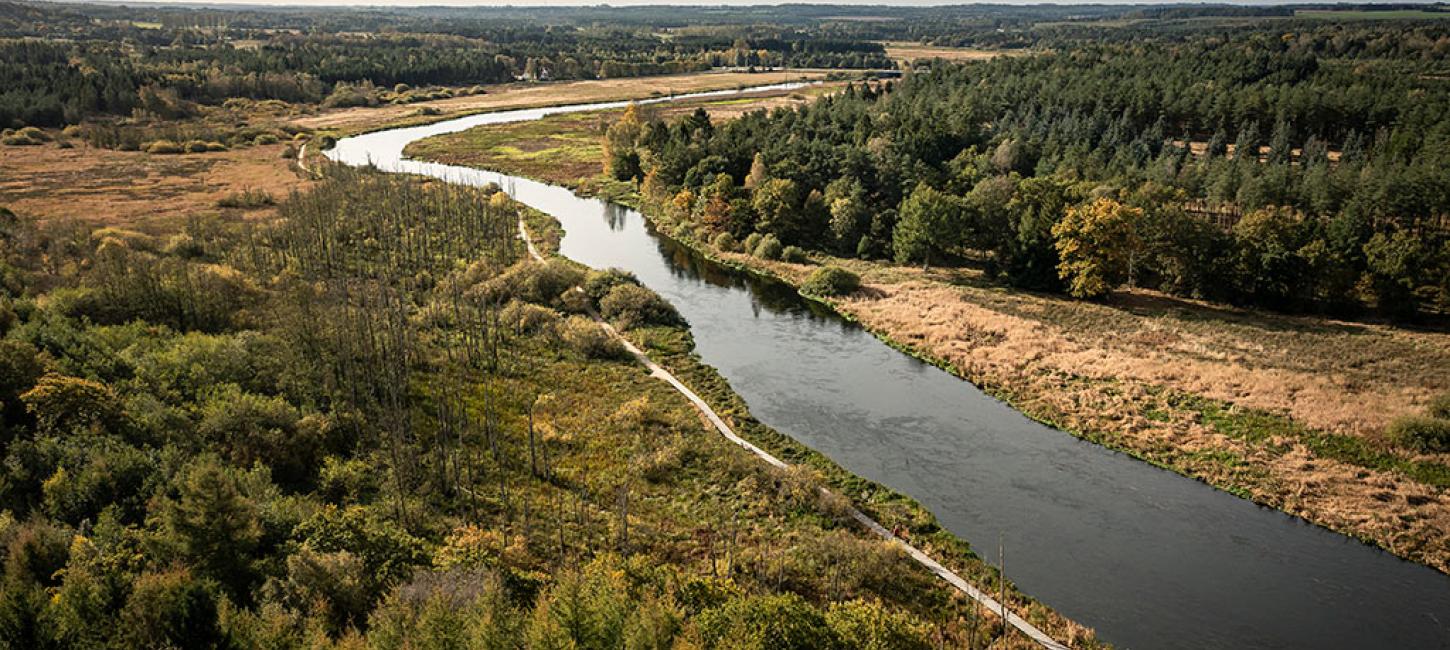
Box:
0, 140, 310, 230
844, 271, 1450, 436
882, 42, 1032, 63
404, 84, 841, 187
822, 268, 1450, 571
659, 232, 1450, 571
291, 70, 836, 134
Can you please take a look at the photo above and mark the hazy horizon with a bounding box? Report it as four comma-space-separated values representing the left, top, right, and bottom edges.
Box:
47, 0, 1449, 8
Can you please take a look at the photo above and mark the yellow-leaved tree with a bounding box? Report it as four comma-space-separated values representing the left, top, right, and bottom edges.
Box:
1052, 197, 1143, 299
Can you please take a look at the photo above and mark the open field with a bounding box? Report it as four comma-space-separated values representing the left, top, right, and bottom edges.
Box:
291, 70, 839, 134
1297, 9, 1450, 20
0, 140, 309, 230
407, 105, 1450, 572
882, 42, 1031, 63
404, 84, 841, 186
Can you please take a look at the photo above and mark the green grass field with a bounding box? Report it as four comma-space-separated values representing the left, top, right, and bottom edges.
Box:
1296, 9, 1450, 20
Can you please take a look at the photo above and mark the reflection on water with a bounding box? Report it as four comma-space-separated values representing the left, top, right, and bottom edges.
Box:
329, 86, 1450, 650
604, 202, 630, 231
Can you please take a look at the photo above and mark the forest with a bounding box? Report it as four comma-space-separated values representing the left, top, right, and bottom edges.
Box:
0, 1, 894, 129
0, 165, 1077, 648
611, 22, 1450, 319
6, 1, 1450, 647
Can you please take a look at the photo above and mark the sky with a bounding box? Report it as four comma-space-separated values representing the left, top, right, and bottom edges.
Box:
75, 0, 1449, 7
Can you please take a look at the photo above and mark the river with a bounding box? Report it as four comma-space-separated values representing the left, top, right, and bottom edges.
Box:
327, 81, 1450, 649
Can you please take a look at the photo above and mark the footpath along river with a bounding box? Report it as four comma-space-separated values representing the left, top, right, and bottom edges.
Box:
327, 82, 1450, 649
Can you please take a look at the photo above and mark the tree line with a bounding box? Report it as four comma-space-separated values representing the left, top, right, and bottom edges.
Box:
0, 0, 895, 129
607, 25, 1450, 319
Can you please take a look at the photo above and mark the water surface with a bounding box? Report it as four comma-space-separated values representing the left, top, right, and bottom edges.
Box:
329, 84, 1450, 649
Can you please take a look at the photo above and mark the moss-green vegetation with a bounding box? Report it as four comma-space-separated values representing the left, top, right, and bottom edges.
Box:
801, 267, 861, 297
0, 168, 1097, 648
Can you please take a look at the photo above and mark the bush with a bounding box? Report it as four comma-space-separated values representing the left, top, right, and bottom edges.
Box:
743, 233, 763, 254
801, 267, 860, 297
144, 140, 183, 154
753, 234, 783, 261
558, 316, 625, 360
253, 133, 280, 146
316, 134, 338, 150
697, 593, 838, 650
1428, 393, 1450, 420
0, 134, 40, 146
599, 284, 684, 330
17, 127, 48, 142
184, 140, 209, 153
713, 232, 738, 252
781, 245, 809, 263
1388, 416, 1450, 453
582, 268, 639, 302
205, 141, 228, 152
479, 260, 584, 306
825, 600, 932, 650
500, 300, 559, 334
217, 189, 276, 209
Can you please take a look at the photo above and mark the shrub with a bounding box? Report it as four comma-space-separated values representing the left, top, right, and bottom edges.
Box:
1428, 393, 1450, 420
697, 593, 838, 650
17, 127, 48, 142
144, 140, 183, 154
205, 141, 228, 152
500, 300, 559, 334
1388, 416, 1450, 453
184, 140, 208, 153
631, 435, 691, 483
781, 245, 809, 263
713, 232, 738, 252
253, 133, 280, 146
2, 133, 41, 146
599, 284, 683, 330
825, 600, 932, 650
801, 267, 860, 297
743, 233, 763, 254
753, 234, 783, 260
479, 260, 584, 306
217, 189, 276, 209
582, 268, 639, 302
316, 134, 338, 150
558, 316, 625, 359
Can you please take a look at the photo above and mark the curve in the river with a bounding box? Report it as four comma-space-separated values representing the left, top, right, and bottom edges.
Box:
327, 82, 1450, 650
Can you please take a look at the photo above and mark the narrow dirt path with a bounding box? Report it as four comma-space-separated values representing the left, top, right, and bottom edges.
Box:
516, 217, 1070, 650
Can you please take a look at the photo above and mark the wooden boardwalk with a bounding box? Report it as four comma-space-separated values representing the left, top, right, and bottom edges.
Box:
518, 218, 1072, 650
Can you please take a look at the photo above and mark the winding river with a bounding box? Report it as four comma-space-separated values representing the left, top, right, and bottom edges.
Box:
327, 82, 1450, 649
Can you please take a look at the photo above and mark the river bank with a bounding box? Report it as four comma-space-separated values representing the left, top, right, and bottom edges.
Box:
405, 108, 1450, 575
344, 88, 1450, 649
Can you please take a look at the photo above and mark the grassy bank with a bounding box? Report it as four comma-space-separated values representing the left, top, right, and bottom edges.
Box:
407, 105, 1450, 575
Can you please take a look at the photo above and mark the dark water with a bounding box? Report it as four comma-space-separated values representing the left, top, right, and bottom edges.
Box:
330, 86, 1450, 649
